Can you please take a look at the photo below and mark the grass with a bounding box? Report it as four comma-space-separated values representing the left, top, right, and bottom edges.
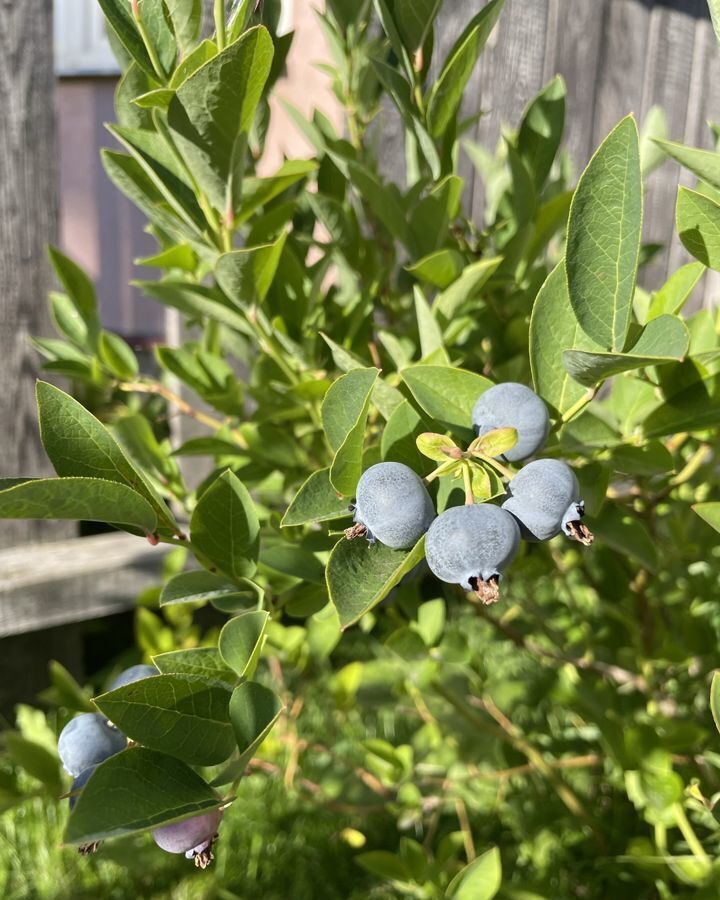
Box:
0, 772, 398, 900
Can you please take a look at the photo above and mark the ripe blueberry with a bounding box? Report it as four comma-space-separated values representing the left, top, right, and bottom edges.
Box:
57, 712, 127, 777
502, 459, 594, 544
109, 663, 158, 691
153, 808, 224, 868
69, 765, 95, 811
472, 382, 550, 462
424, 504, 520, 604
346, 462, 435, 550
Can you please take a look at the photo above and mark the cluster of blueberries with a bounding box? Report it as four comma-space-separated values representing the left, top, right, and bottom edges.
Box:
348, 382, 593, 604
58, 663, 223, 866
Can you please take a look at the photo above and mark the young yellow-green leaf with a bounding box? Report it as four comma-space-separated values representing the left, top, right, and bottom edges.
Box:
281, 468, 351, 527
322, 368, 379, 496
98, 331, 139, 380
152, 648, 236, 683
563, 315, 689, 387
95, 674, 235, 766
168, 26, 274, 211
218, 611, 269, 678
160, 570, 240, 606
711, 672, 720, 736
406, 249, 465, 289
221, 681, 283, 778
36, 381, 177, 533
49, 661, 95, 713
677, 187, 720, 271
401, 365, 492, 440
693, 502, 720, 534
469, 463, 491, 501
566, 115, 642, 351
0, 477, 156, 533
433, 257, 502, 327
416, 599, 446, 647
416, 432, 461, 462
328, 535, 426, 628
470, 426, 517, 457
190, 470, 260, 581
4, 734, 61, 792
647, 262, 705, 321
710, 0, 720, 43
215, 233, 287, 306
65, 747, 220, 845
426, 0, 504, 138
654, 138, 720, 191
446, 846, 502, 900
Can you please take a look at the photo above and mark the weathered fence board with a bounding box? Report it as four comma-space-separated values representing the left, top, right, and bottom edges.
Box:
0, 532, 169, 637
0, 1, 73, 549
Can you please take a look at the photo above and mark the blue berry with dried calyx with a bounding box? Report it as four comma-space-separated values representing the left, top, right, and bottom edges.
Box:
424, 503, 520, 605
346, 462, 435, 550
502, 458, 593, 545
57, 712, 127, 778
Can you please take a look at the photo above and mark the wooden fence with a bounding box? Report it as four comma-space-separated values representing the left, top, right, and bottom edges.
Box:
380, 0, 720, 305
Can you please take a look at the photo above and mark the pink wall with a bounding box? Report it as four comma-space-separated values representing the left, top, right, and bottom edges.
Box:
57, 2, 340, 340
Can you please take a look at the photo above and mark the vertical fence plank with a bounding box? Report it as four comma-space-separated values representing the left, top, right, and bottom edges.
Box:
0, 1, 73, 548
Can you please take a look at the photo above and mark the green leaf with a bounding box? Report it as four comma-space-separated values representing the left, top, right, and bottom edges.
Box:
47, 246, 99, 328
591, 505, 657, 571
416, 599, 445, 647
529, 261, 600, 417
0, 477, 156, 532
693, 502, 720, 534
215, 233, 287, 306
65, 747, 220, 845
97, 0, 158, 79
433, 257, 502, 327
401, 366, 492, 440
356, 850, 410, 882
168, 26, 274, 211
49, 292, 89, 348
190, 470, 260, 581
98, 331, 139, 380
647, 262, 705, 321
321, 368, 379, 496
643, 377, 720, 438
36, 381, 177, 534
566, 115, 642, 350
226, 681, 283, 767
446, 846, 502, 900
4, 734, 61, 791
49, 661, 95, 713
414, 286, 446, 360
563, 315, 689, 387
95, 674, 235, 766
164, 0, 202, 54
152, 648, 236, 683
391, 0, 442, 52
160, 570, 241, 606
218, 611, 269, 678
281, 468, 351, 527
711, 672, 720, 736
710, 0, 720, 43
381, 400, 429, 472
406, 249, 465, 289
426, 0, 504, 138
517, 76, 566, 190
328, 536, 427, 628
237, 159, 317, 224
654, 138, 720, 191
676, 187, 720, 271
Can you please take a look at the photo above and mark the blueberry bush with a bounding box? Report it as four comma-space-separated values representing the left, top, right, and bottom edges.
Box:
3, 0, 720, 896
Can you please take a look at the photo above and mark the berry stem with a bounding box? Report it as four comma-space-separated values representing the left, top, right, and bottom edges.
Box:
462, 463, 474, 505
424, 460, 457, 482
556, 387, 597, 428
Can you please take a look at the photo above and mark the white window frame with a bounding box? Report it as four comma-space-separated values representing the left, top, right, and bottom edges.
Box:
54, 0, 294, 77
